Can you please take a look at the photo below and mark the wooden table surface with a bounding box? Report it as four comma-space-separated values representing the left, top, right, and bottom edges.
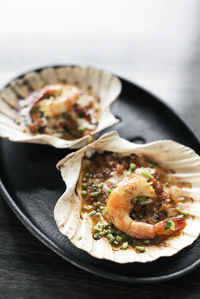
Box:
1, 0, 200, 298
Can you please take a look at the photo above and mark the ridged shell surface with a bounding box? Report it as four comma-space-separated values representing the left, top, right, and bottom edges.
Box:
54, 131, 200, 263
0, 67, 121, 148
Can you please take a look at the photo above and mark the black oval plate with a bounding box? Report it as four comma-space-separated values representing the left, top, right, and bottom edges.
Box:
1, 67, 200, 284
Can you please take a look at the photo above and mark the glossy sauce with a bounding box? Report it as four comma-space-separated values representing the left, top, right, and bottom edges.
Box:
18, 84, 100, 140
78, 151, 191, 252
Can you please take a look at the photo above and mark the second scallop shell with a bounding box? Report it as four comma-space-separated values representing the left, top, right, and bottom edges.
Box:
0, 66, 121, 148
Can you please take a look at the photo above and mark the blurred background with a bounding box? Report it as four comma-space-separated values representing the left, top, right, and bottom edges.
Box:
0, 0, 200, 139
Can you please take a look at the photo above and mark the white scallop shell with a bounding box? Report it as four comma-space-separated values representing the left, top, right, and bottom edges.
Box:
54, 131, 200, 263
0, 67, 121, 148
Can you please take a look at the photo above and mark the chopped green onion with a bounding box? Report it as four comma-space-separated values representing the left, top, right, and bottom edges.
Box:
94, 226, 102, 232
99, 206, 104, 211
135, 246, 145, 252
55, 89, 63, 97
126, 171, 132, 177
111, 228, 117, 234
103, 224, 109, 229
138, 214, 143, 219
90, 210, 97, 217
78, 126, 85, 132
106, 189, 111, 195
179, 197, 185, 202
165, 220, 175, 231
58, 113, 67, 119
92, 191, 101, 197
37, 107, 44, 114
98, 182, 104, 188
128, 238, 136, 245
144, 240, 150, 245
107, 233, 115, 244
82, 183, 87, 190
116, 235, 122, 242
85, 173, 90, 178
148, 163, 153, 168
94, 233, 101, 240
99, 231, 105, 236
109, 237, 115, 244
132, 198, 139, 204
81, 190, 87, 196
82, 177, 87, 183
121, 242, 129, 249
112, 153, 118, 159
139, 197, 145, 202
176, 208, 188, 216
141, 167, 153, 179
104, 230, 109, 235
81, 205, 91, 211
15, 120, 21, 125
178, 215, 184, 218
129, 163, 136, 172
131, 213, 136, 219
77, 236, 82, 241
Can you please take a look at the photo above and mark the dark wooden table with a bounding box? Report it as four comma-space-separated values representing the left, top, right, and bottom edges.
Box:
1, 1, 200, 298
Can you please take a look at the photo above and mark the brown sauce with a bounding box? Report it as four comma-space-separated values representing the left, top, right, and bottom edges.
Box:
18, 84, 100, 140
78, 151, 191, 252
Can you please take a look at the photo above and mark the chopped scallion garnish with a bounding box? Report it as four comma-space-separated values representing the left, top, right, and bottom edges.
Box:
165, 220, 175, 231
116, 235, 122, 242
82, 183, 87, 190
141, 167, 153, 179
90, 210, 97, 217
94, 233, 101, 240
176, 208, 188, 216
92, 190, 101, 197
78, 126, 85, 132
112, 153, 118, 159
107, 233, 115, 244
179, 197, 185, 202
121, 242, 129, 249
135, 246, 145, 252
144, 240, 150, 245
98, 182, 104, 189
106, 189, 111, 195
129, 163, 136, 172
81, 190, 87, 196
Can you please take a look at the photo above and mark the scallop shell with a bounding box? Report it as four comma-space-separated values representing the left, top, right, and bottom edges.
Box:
0, 67, 121, 148
54, 131, 200, 263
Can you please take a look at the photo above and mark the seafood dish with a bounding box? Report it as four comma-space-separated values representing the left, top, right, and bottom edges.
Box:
54, 131, 200, 263
21, 84, 100, 140
0, 67, 121, 148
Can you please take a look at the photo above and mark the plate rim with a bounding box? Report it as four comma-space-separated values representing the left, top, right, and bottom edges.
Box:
1, 64, 200, 284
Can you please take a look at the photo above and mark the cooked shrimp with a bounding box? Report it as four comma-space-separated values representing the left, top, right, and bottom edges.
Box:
107, 174, 186, 239
34, 84, 80, 117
